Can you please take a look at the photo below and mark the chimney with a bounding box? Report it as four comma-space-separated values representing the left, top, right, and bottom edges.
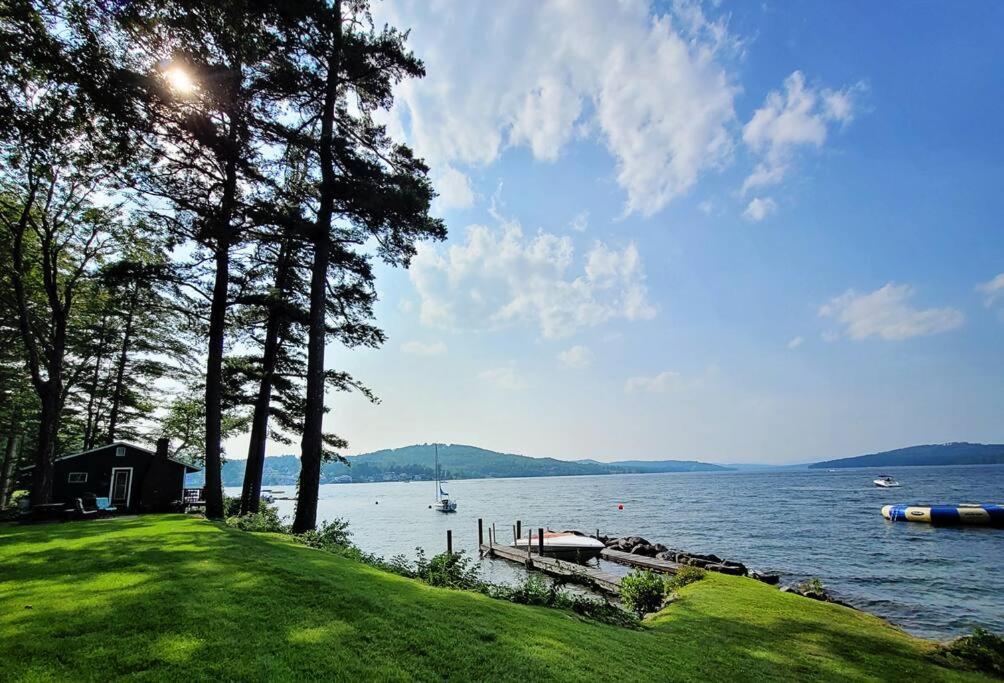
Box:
156, 437, 169, 459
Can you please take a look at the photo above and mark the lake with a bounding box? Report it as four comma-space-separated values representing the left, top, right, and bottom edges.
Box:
228, 464, 1004, 639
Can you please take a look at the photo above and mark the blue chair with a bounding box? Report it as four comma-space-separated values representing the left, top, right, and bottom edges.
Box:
95, 497, 117, 515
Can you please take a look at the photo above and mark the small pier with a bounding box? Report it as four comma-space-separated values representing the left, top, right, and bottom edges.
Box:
600, 548, 682, 574
479, 541, 622, 594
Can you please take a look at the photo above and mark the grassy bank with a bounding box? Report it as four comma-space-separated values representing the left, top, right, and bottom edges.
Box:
0, 515, 987, 681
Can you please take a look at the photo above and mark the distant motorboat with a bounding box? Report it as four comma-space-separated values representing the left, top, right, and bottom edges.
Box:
513, 531, 604, 561
874, 475, 900, 488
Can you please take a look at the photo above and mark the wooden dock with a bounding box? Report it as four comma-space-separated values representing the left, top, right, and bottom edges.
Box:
480, 543, 622, 595
600, 548, 681, 574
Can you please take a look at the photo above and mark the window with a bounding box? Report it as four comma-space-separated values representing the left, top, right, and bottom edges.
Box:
68, 472, 87, 484
115, 446, 125, 457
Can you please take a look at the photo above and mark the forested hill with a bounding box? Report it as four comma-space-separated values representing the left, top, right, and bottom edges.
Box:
194, 444, 730, 487
808, 442, 1004, 469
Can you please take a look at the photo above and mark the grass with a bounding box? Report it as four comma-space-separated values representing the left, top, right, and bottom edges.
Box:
0, 515, 989, 682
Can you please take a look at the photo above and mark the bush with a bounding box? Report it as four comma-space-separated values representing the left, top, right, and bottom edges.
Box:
666, 566, 705, 592
619, 570, 666, 617
224, 504, 288, 533
414, 549, 484, 590
934, 627, 1004, 677
223, 496, 242, 517
295, 518, 352, 551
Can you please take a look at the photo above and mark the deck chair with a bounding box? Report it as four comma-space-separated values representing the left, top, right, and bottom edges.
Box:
73, 498, 99, 519
95, 497, 117, 515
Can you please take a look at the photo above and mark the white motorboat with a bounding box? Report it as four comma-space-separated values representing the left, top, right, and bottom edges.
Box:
512, 531, 605, 561
431, 444, 457, 513
873, 475, 900, 488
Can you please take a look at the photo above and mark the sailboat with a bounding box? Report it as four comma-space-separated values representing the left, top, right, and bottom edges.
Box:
431, 443, 457, 513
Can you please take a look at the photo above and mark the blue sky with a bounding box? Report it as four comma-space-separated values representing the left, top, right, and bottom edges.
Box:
227, 0, 1004, 464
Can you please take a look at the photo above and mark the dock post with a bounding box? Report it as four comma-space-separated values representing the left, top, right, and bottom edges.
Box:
516, 520, 522, 538
478, 518, 483, 546
538, 527, 545, 556
596, 528, 600, 539
512, 524, 516, 543
447, 530, 453, 555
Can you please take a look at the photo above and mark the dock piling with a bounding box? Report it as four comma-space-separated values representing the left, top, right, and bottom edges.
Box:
478, 518, 483, 546
516, 520, 522, 538
447, 529, 453, 555
538, 527, 545, 556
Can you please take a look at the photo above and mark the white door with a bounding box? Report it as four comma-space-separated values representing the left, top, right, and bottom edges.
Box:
110, 468, 132, 508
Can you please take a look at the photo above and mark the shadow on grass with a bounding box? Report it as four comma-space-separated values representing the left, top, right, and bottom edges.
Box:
0, 516, 980, 682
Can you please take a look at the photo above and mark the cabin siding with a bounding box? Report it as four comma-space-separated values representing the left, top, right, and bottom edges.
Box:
45, 444, 194, 513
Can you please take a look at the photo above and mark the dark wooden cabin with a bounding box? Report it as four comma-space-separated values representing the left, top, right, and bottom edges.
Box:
20, 439, 199, 513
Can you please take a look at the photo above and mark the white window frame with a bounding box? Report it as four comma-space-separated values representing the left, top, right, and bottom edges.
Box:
115, 446, 126, 457
109, 467, 133, 508
67, 472, 88, 484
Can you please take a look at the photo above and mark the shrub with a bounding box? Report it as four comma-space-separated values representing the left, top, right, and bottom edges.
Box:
225, 504, 288, 533
223, 496, 242, 517
295, 518, 352, 551
666, 565, 705, 592
414, 549, 484, 590
619, 570, 666, 617
934, 627, 1004, 677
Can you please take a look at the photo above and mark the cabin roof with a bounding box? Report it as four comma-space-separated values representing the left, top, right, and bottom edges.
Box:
20, 441, 200, 473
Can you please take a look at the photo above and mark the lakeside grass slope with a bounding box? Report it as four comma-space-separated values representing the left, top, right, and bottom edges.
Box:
0, 516, 986, 682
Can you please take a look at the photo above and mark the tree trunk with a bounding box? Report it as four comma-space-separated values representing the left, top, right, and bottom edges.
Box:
31, 384, 59, 505
204, 245, 229, 519
0, 429, 19, 509
293, 0, 341, 534
83, 312, 111, 450
107, 284, 140, 442
240, 242, 293, 515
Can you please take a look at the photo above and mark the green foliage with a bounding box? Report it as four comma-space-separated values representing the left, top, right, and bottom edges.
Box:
223, 496, 242, 518
620, 570, 667, 617
934, 627, 1004, 677
294, 518, 352, 551
667, 566, 706, 592
414, 549, 484, 590
224, 505, 288, 533
796, 577, 827, 596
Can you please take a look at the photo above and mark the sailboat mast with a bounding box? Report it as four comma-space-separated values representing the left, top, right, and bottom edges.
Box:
435, 443, 440, 501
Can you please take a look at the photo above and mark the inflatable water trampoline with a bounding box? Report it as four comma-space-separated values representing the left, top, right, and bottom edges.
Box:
882, 504, 1004, 526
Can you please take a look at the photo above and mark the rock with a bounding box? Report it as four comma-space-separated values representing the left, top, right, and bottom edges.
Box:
652, 543, 668, 554
752, 572, 781, 585
655, 551, 676, 561
707, 563, 745, 576
623, 536, 650, 547
604, 537, 622, 548
721, 561, 748, 575
630, 543, 659, 556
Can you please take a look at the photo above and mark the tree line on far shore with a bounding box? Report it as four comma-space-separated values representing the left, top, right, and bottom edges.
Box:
0, 0, 445, 531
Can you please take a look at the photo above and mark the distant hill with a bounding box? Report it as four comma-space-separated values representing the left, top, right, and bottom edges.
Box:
190, 443, 729, 487
808, 442, 1004, 469
605, 459, 732, 473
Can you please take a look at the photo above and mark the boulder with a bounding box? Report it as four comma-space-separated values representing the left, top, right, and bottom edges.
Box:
652, 544, 668, 554
623, 536, 650, 548
706, 563, 744, 576
655, 551, 676, 562
751, 572, 781, 585
630, 543, 658, 556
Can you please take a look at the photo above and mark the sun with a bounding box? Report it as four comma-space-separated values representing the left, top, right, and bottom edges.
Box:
163, 66, 195, 94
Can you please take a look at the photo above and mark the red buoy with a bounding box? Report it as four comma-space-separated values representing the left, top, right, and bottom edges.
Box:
617, 503, 624, 510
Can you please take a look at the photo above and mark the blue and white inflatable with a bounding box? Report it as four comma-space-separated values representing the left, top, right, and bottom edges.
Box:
882, 504, 1004, 526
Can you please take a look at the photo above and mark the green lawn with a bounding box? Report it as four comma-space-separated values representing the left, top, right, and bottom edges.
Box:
0, 515, 987, 681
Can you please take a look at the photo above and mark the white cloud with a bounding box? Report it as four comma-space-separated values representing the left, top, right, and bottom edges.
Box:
477, 365, 527, 391
374, 1, 739, 217
570, 210, 589, 232
625, 371, 683, 394
433, 165, 475, 210
787, 336, 804, 349
558, 345, 594, 369
742, 71, 863, 194
698, 200, 714, 215
819, 283, 964, 341
409, 216, 656, 339
401, 340, 447, 356
743, 196, 776, 222
976, 272, 1004, 307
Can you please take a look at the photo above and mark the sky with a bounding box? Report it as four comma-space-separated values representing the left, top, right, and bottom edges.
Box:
224, 0, 1004, 465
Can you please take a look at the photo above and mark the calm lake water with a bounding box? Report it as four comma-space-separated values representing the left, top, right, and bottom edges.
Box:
228, 464, 1004, 639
